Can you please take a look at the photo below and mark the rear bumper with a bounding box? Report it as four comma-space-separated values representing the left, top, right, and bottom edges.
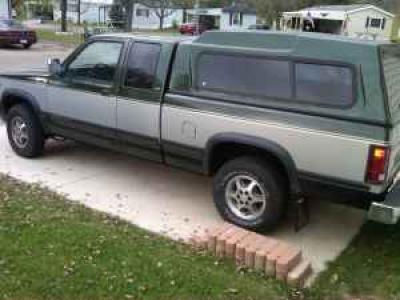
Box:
368, 180, 400, 224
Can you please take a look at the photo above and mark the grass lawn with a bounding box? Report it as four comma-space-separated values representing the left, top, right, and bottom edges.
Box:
308, 221, 400, 300
1, 175, 400, 300
35, 28, 181, 46
0, 176, 288, 300
36, 29, 84, 46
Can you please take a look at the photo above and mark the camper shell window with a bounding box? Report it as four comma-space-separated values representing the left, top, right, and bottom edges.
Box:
195, 52, 355, 108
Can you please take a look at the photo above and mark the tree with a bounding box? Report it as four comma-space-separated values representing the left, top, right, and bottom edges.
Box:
174, 0, 195, 23
60, 0, 67, 32
77, 0, 81, 25
112, 0, 135, 31
145, 0, 176, 30
109, 2, 127, 27
12, 0, 24, 17
250, 0, 295, 25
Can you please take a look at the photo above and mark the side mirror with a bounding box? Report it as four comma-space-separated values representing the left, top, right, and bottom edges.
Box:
47, 58, 63, 75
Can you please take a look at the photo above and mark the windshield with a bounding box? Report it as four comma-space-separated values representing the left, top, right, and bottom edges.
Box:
381, 44, 400, 121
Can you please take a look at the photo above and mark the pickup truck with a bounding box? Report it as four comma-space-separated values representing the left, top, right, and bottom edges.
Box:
1, 31, 400, 231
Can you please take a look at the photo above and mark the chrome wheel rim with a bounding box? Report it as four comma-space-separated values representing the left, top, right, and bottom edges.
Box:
225, 174, 268, 221
11, 116, 29, 148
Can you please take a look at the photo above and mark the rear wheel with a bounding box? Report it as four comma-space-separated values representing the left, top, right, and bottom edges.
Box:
6, 104, 45, 158
213, 156, 288, 232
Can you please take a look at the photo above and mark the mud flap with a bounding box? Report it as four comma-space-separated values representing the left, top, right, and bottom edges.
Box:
368, 181, 400, 225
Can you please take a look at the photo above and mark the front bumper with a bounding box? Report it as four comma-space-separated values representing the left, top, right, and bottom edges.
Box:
368, 180, 400, 224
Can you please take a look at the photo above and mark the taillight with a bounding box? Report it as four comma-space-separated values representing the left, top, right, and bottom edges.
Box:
366, 145, 390, 184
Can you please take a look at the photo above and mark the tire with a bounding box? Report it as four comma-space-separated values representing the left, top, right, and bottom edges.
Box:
6, 104, 45, 158
23, 44, 32, 49
213, 156, 288, 232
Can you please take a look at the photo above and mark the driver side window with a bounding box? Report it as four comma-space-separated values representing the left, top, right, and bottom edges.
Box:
66, 41, 123, 84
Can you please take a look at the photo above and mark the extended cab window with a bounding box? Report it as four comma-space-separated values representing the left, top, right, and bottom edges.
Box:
295, 63, 353, 106
66, 41, 123, 84
197, 54, 291, 99
125, 42, 161, 89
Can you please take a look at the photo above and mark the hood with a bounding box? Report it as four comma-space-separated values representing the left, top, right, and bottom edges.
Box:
0, 67, 49, 81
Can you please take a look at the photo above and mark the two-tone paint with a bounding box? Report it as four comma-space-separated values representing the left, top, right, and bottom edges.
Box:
0, 31, 398, 203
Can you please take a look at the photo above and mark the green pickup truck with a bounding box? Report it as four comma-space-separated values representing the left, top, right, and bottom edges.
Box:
1, 30, 399, 231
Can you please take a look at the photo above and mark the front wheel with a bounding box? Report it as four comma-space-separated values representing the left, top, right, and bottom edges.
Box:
6, 104, 45, 158
213, 157, 288, 232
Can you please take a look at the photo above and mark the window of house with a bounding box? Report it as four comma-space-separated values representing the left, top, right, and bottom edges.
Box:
370, 18, 382, 28
231, 12, 240, 25
136, 8, 150, 17
295, 63, 353, 106
196, 54, 292, 99
125, 42, 161, 89
66, 41, 123, 84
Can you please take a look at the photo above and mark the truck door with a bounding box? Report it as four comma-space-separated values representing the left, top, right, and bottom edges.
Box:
116, 41, 163, 162
47, 40, 124, 142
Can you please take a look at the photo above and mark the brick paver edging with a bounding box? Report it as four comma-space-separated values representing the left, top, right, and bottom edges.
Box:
190, 223, 312, 288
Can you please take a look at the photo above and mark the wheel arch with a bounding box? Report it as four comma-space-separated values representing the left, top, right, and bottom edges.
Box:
204, 133, 302, 197
0, 89, 41, 119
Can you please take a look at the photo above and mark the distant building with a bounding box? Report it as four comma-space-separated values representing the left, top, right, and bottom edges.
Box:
52, 0, 257, 30
220, 1, 257, 29
0, 0, 11, 19
282, 4, 395, 40
53, 0, 112, 23
131, 1, 257, 30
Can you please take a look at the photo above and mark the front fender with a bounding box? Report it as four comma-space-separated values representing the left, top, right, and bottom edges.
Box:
1, 88, 41, 115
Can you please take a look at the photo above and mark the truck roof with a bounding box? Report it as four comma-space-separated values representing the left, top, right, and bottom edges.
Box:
193, 30, 394, 49
95, 32, 195, 44
98, 30, 396, 50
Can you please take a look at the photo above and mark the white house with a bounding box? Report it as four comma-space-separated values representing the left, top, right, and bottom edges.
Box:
0, 0, 11, 19
220, 2, 257, 29
53, 0, 112, 23
282, 4, 395, 40
130, 1, 256, 30
131, 3, 183, 30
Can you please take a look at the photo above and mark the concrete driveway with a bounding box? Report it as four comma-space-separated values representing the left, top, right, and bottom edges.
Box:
0, 42, 366, 276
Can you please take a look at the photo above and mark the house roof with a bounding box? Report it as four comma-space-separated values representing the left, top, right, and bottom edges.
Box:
304, 4, 371, 12
301, 4, 394, 17
283, 4, 394, 20
69, 0, 113, 4
222, 1, 256, 15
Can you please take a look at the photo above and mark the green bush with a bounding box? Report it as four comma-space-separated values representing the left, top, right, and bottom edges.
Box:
172, 19, 179, 30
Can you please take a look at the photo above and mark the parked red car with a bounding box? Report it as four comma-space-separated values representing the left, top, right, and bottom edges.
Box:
179, 23, 208, 35
0, 20, 37, 49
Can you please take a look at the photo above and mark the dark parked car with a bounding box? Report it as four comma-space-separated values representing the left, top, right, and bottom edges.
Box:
179, 23, 209, 35
0, 19, 37, 49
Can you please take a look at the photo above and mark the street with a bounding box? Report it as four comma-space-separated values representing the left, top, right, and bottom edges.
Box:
0, 42, 72, 73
